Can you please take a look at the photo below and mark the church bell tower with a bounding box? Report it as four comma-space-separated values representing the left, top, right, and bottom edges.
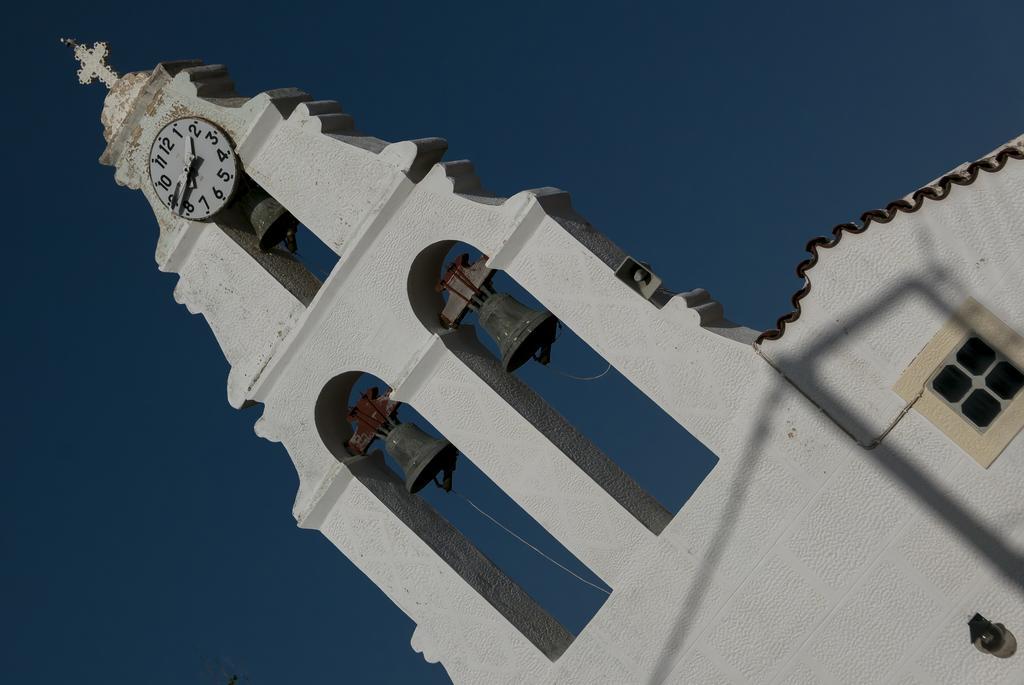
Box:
68, 41, 1024, 684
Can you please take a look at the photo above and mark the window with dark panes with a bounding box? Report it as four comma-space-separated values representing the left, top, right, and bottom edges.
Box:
929, 336, 1024, 430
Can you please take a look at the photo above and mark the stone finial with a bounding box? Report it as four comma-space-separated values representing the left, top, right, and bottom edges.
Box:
60, 38, 119, 88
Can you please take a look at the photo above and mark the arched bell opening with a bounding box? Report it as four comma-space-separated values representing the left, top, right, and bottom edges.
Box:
313, 369, 612, 643
408, 241, 719, 520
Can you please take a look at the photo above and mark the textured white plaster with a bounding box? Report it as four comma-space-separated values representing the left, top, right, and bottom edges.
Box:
780, 659, 826, 685
703, 553, 828, 683
166, 222, 306, 408
811, 559, 940, 684
785, 454, 915, 591
665, 648, 734, 685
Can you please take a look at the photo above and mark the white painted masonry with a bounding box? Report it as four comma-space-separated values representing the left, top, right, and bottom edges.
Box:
97, 59, 1024, 684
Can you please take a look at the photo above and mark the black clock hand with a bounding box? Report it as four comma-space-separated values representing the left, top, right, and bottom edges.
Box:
186, 135, 197, 189
172, 136, 198, 215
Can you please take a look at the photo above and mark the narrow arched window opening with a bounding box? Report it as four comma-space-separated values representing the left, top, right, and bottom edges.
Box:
315, 370, 611, 655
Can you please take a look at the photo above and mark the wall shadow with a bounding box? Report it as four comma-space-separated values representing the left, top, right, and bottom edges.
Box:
649, 249, 1024, 681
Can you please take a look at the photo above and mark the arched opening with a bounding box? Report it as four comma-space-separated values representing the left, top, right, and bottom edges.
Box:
314, 370, 611, 653
408, 241, 718, 517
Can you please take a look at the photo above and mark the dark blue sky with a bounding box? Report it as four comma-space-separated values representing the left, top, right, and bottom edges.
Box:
5, 2, 1024, 683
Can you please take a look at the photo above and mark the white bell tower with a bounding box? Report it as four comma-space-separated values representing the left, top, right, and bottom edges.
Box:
72, 43, 1024, 683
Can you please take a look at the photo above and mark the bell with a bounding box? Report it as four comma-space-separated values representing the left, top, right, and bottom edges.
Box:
384, 422, 459, 494
239, 184, 298, 252
437, 254, 559, 373
476, 292, 558, 372
347, 387, 458, 494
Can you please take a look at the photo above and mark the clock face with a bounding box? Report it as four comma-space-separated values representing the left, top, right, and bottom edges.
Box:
148, 118, 240, 221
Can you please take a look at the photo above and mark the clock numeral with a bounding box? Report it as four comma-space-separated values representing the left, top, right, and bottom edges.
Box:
172, 127, 183, 139
213, 187, 225, 200
183, 200, 195, 215
158, 137, 175, 154
217, 168, 233, 182
198, 195, 210, 210
188, 123, 202, 138
153, 155, 167, 169
205, 130, 220, 145
216, 148, 230, 163
158, 174, 172, 190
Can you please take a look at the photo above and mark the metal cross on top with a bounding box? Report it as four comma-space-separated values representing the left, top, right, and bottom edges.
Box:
59, 38, 119, 88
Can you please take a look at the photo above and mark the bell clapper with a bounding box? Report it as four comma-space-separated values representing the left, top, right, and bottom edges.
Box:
432, 466, 455, 493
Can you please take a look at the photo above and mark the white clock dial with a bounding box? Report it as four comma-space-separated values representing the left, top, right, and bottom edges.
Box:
148, 118, 239, 221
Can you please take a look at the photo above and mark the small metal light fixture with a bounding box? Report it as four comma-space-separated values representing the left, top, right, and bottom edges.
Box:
437, 254, 558, 372
614, 256, 662, 300
968, 613, 1017, 658
347, 387, 457, 494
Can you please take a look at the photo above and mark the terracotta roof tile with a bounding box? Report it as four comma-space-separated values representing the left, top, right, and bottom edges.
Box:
757, 140, 1024, 345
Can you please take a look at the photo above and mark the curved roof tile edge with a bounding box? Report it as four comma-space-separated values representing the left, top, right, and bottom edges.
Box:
756, 140, 1024, 345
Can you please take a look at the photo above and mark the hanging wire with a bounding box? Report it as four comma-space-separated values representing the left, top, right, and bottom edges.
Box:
548, 362, 612, 382
447, 488, 611, 596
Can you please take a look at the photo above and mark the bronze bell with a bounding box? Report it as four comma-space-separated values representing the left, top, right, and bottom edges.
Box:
238, 184, 298, 253
347, 387, 457, 493
384, 423, 459, 494
476, 292, 558, 372
437, 254, 558, 372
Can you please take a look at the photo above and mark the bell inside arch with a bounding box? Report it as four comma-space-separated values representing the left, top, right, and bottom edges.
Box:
477, 292, 558, 372
438, 253, 558, 372
385, 423, 459, 494
238, 183, 299, 253
346, 387, 458, 493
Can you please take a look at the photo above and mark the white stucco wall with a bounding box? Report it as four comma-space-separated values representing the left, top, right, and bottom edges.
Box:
99, 61, 1024, 684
